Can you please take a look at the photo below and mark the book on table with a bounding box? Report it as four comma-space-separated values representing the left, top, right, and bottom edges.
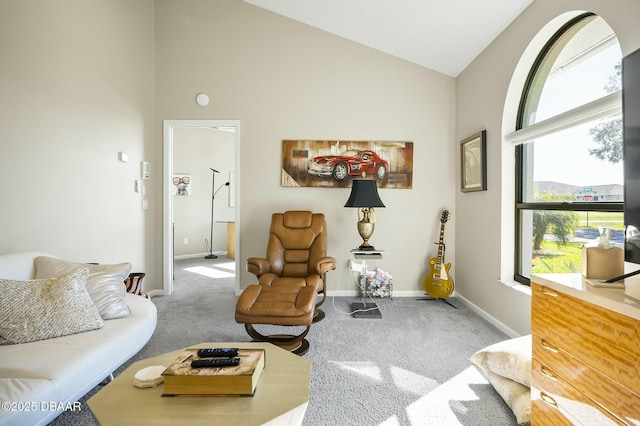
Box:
162, 348, 265, 396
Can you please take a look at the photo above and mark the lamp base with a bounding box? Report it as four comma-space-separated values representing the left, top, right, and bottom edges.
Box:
204, 254, 218, 259
357, 243, 376, 251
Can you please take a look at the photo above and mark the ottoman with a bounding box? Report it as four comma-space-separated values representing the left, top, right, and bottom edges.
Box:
235, 284, 317, 355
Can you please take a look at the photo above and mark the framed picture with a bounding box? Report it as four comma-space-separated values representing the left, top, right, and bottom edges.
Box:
281, 140, 413, 189
460, 130, 487, 192
173, 174, 191, 196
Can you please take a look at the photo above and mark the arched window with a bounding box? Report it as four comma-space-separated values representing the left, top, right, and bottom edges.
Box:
511, 13, 623, 284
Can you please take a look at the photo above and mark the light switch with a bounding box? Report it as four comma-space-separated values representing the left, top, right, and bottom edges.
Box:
134, 180, 141, 193
141, 161, 150, 179
118, 152, 128, 162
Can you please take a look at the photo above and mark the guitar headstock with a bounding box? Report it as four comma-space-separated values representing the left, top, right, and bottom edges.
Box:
440, 210, 450, 224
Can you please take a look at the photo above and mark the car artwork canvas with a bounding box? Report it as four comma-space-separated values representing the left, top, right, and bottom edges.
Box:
282, 140, 413, 189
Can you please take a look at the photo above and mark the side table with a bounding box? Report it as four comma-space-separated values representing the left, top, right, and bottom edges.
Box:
350, 249, 385, 319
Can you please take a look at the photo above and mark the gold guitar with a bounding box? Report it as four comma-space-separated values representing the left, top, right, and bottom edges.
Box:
423, 210, 454, 299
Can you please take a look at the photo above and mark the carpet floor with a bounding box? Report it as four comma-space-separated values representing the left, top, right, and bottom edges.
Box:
51, 256, 518, 426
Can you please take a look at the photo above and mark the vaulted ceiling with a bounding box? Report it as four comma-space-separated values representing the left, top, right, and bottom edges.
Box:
244, 0, 534, 77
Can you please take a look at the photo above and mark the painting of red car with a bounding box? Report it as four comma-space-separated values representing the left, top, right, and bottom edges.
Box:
307, 150, 389, 182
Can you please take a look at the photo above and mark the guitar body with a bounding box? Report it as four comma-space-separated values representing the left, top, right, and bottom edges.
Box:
423, 257, 454, 299
423, 209, 454, 299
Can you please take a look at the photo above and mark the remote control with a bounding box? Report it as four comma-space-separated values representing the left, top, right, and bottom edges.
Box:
191, 358, 240, 368
197, 348, 240, 358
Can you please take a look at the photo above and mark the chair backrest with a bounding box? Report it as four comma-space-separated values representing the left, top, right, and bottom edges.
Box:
266, 211, 328, 278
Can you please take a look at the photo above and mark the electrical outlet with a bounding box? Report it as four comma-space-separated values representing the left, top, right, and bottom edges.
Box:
183, 238, 189, 245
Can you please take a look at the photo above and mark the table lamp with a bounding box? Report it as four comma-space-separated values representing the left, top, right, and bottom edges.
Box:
344, 178, 385, 250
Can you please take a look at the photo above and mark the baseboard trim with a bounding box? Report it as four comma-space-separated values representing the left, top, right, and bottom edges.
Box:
147, 289, 164, 298
454, 293, 520, 338
174, 251, 228, 260
330, 289, 520, 338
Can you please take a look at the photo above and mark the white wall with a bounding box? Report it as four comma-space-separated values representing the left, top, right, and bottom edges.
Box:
0, 1, 155, 284
154, 0, 456, 294
173, 127, 235, 257
455, 0, 640, 335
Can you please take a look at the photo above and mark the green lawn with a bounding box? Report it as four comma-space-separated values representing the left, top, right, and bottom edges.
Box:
532, 240, 584, 274
575, 212, 624, 230
528, 212, 624, 274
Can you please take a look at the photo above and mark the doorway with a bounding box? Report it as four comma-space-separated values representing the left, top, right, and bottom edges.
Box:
163, 120, 241, 295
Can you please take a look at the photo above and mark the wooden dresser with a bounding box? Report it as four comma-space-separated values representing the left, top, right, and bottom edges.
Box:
531, 274, 640, 425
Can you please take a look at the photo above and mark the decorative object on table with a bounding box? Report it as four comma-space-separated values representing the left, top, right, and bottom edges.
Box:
281, 140, 413, 188
344, 176, 385, 251
460, 130, 487, 192
172, 174, 191, 195
365, 267, 393, 298
205, 167, 230, 260
582, 227, 624, 281
162, 348, 265, 396
421, 210, 456, 307
133, 365, 166, 388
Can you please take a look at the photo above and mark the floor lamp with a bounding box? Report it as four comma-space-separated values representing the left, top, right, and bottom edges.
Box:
205, 168, 230, 259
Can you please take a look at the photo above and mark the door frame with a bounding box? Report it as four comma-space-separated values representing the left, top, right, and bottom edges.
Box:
162, 119, 241, 295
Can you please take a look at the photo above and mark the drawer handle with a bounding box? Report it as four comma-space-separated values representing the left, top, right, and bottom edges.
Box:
540, 287, 558, 297
541, 340, 559, 353
540, 392, 558, 408
540, 366, 558, 381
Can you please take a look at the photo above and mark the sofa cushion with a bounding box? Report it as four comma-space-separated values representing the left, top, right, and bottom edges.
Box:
34, 256, 131, 320
0, 268, 104, 344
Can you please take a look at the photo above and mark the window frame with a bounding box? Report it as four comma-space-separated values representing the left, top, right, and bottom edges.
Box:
513, 12, 623, 285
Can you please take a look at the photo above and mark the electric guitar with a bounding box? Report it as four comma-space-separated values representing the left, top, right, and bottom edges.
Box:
423, 210, 454, 299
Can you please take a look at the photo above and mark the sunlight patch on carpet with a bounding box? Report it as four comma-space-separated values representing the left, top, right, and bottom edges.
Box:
213, 262, 235, 272
329, 360, 382, 381
379, 416, 401, 426
405, 366, 488, 425
183, 266, 235, 279
390, 365, 440, 396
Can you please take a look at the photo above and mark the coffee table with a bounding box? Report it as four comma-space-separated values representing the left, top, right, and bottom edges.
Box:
88, 342, 311, 425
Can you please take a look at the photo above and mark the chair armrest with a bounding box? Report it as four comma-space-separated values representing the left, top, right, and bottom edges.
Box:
313, 257, 337, 275
247, 257, 270, 277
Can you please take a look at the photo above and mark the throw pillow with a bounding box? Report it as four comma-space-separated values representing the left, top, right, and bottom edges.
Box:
470, 334, 531, 388
0, 268, 104, 344
486, 371, 531, 425
34, 256, 131, 320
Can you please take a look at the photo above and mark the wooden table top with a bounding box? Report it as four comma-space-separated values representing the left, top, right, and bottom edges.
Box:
88, 342, 311, 426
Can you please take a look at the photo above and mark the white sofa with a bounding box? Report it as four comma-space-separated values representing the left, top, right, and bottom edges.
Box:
0, 252, 157, 426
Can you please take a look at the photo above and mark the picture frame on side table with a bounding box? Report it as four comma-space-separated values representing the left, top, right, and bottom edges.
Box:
460, 130, 487, 192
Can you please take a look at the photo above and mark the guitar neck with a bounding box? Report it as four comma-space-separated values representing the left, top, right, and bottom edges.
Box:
436, 223, 445, 266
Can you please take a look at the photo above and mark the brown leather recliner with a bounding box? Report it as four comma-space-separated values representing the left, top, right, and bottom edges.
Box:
247, 211, 336, 321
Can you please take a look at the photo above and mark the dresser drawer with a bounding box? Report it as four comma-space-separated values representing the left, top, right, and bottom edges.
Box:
531, 283, 640, 395
531, 395, 575, 426
532, 359, 623, 425
533, 335, 640, 423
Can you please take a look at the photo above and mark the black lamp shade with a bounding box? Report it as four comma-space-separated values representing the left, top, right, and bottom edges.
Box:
344, 180, 385, 208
